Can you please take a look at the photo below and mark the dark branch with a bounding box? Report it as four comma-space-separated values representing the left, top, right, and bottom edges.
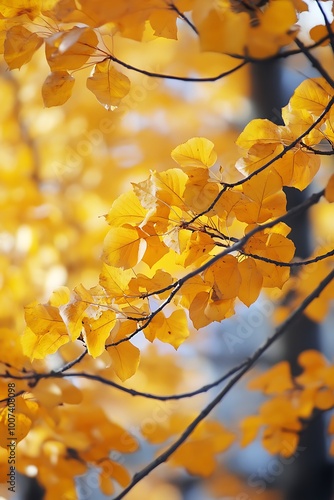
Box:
168, 2, 198, 35
108, 54, 247, 82
112, 267, 334, 499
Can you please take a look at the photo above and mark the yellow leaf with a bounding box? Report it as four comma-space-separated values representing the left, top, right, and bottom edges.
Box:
289, 77, 332, 116
274, 149, 320, 191
0, 0, 41, 19
325, 174, 334, 202
197, 8, 248, 55
238, 258, 263, 307
0, 407, 32, 448
99, 263, 134, 298
149, 9, 178, 39
4, 26, 43, 69
205, 255, 241, 300
261, 0, 297, 34
310, 24, 331, 46
87, 60, 131, 110
108, 323, 140, 381
141, 226, 169, 268
144, 310, 189, 348
100, 472, 114, 496
237, 119, 281, 150
45, 27, 98, 71
49, 286, 70, 307
189, 291, 211, 329
99, 459, 130, 494
265, 233, 295, 262
178, 231, 215, 267
103, 226, 146, 269
62, 298, 88, 341
171, 137, 217, 168
83, 310, 116, 358
204, 297, 235, 323
240, 415, 262, 447
22, 302, 70, 359
314, 388, 334, 410
105, 191, 147, 227
129, 269, 173, 298
42, 71, 75, 107
157, 309, 189, 349
57, 378, 83, 405
248, 362, 294, 394
184, 174, 220, 213
155, 168, 188, 207
21, 325, 69, 360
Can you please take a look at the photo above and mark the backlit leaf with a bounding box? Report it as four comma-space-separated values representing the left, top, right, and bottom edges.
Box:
42, 71, 75, 107
171, 137, 217, 168
4, 26, 43, 69
87, 60, 131, 109
103, 226, 146, 269
83, 310, 116, 358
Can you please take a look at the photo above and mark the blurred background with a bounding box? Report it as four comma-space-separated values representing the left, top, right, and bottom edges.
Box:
1, 2, 334, 499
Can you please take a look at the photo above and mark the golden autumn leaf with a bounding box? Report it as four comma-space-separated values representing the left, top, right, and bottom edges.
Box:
260, 0, 297, 35
99, 459, 130, 495
82, 310, 116, 358
0, 0, 41, 19
171, 137, 217, 168
310, 23, 334, 46
108, 340, 140, 381
197, 8, 248, 55
0, 407, 32, 448
238, 257, 263, 306
178, 231, 215, 267
106, 191, 147, 227
205, 255, 241, 300
107, 322, 140, 381
240, 415, 262, 447
237, 119, 281, 150
49, 286, 71, 307
22, 302, 70, 359
99, 263, 135, 298
87, 60, 131, 109
248, 362, 294, 394
103, 225, 146, 269
149, 9, 178, 39
4, 26, 43, 69
325, 174, 334, 203
42, 71, 75, 107
288, 77, 333, 116
45, 27, 98, 71
144, 310, 189, 349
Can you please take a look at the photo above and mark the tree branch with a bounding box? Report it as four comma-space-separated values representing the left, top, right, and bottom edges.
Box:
106, 189, 325, 348
112, 267, 334, 499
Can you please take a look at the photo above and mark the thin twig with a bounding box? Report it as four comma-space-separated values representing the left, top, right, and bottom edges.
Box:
112, 267, 334, 499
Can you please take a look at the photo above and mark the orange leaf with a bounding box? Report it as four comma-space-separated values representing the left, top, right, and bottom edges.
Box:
238, 257, 263, 307
325, 174, 334, 203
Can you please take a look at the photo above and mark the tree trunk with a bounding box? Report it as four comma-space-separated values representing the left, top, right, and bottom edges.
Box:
251, 60, 334, 500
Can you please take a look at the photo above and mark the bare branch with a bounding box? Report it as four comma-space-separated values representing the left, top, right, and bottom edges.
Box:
167, 2, 198, 35
112, 267, 334, 499
108, 54, 247, 82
